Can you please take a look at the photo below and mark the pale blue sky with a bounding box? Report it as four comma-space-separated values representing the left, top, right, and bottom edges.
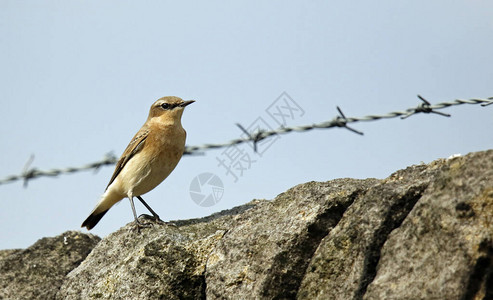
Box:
1, 1, 492, 249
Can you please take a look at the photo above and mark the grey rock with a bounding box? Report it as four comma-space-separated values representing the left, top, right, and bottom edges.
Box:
298, 164, 439, 299
0, 248, 21, 261
2, 150, 493, 299
206, 178, 379, 299
56, 204, 260, 300
363, 151, 493, 300
0, 231, 100, 300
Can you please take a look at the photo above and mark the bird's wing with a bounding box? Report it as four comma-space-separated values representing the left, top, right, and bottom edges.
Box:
105, 128, 149, 190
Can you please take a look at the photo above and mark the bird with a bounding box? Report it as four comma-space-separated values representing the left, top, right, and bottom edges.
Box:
81, 96, 194, 230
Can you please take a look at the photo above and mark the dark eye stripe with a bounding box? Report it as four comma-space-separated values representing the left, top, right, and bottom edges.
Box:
161, 103, 177, 110
159, 102, 181, 110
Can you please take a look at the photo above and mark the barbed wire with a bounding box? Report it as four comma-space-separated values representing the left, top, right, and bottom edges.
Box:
1, 95, 492, 187
184, 95, 493, 153
0, 153, 118, 188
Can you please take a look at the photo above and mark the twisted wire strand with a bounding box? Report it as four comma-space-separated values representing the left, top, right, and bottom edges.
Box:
1, 95, 492, 186
186, 96, 493, 152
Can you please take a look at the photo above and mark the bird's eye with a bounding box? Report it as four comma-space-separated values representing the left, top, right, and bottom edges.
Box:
161, 103, 171, 110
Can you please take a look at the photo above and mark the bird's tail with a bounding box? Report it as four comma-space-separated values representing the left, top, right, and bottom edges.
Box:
81, 190, 123, 230
81, 209, 109, 230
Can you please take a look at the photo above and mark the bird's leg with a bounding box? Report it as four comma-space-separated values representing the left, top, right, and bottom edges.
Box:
137, 196, 164, 223
128, 196, 151, 231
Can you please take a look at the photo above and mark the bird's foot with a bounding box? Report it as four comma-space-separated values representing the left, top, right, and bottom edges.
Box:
138, 213, 165, 224
131, 218, 153, 233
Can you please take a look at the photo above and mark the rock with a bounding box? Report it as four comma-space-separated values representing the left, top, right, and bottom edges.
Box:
0, 231, 100, 300
56, 218, 229, 299
205, 178, 379, 299
298, 151, 493, 300
1, 150, 493, 299
363, 151, 493, 300
298, 163, 439, 299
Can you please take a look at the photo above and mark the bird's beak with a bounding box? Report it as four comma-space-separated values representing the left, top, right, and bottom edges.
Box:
180, 100, 195, 107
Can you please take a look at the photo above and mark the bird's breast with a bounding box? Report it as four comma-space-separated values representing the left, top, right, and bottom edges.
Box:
128, 125, 186, 196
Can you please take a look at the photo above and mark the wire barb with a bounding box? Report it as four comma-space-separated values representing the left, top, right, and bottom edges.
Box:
89, 152, 118, 174
22, 155, 36, 188
0, 94, 491, 186
236, 123, 266, 153
401, 95, 452, 119
334, 106, 364, 135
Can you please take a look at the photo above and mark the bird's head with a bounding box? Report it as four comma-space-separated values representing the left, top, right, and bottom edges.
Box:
147, 96, 194, 125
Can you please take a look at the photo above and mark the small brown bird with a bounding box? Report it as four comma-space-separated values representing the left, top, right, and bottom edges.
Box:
82, 96, 194, 230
